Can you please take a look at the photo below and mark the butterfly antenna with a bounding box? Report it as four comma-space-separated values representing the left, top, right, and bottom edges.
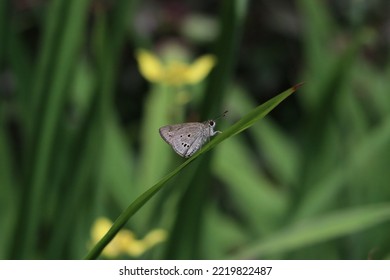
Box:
214, 110, 228, 120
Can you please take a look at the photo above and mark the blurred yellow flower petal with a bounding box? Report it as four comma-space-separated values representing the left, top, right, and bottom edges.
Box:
90, 217, 168, 258
102, 231, 132, 258
90, 217, 130, 258
135, 49, 216, 86
104, 230, 146, 258
184, 54, 216, 84
124, 228, 167, 257
143, 229, 168, 247
124, 238, 146, 257
136, 49, 164, 83
91, 217, 112, 242
165, 61, 190, 86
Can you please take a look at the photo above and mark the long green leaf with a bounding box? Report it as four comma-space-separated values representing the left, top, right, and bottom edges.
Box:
84, 83, 301, 259
234, 204, 390, 259
165, 0, 250, 259
16, 0, 91, 259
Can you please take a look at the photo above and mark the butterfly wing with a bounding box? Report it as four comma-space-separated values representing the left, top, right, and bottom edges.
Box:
159, 122, 207, 157
184, 132, 209, 157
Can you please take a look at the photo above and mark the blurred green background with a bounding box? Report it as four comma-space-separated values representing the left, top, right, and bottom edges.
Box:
1, 0, 390, 260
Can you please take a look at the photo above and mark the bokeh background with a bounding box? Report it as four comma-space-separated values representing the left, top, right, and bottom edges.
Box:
1, 0, 390, 260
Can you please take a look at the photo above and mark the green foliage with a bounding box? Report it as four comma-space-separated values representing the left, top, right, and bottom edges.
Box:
85, 85, 297, 260
1, 0, 390, 260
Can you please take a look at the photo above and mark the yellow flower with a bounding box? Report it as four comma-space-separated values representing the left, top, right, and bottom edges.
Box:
90, 217, 167, 258
136, 49, 216, 86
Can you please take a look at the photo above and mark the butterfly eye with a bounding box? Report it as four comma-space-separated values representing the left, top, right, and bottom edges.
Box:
209, 120, 215, 127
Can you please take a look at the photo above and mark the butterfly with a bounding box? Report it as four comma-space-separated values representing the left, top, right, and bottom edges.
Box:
159, 111, 227, 158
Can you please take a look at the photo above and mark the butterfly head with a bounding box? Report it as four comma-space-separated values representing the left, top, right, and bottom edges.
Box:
204, 119, 221, 136
207, 120, 216, 128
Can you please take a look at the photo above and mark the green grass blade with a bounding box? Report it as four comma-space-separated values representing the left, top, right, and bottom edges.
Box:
214, 137, 287, 233
293, 116, 390, 220
84, 83, 300, 259
198, 83, 301, 155
0, 1, 8, 70
28, 0, 63, 134
200, 0, 249, 118
16, 0, 91, 259
0, 123, 18, 259
163, 0, 250, 259
234, 204, 390, 259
